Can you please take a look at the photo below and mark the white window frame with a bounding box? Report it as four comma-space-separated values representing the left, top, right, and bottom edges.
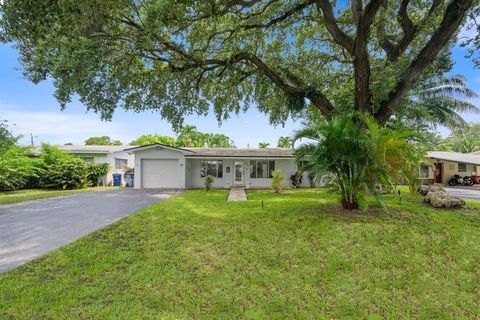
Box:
250, 160, 275, 179
200, 160, 223, 178
115, 158, 128, 170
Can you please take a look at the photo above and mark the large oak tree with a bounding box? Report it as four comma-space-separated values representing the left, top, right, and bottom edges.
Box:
0, 0, 476, 128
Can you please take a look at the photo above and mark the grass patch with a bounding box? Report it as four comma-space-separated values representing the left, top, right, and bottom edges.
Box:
0, 189, 479, 318
0, 187, 114, 205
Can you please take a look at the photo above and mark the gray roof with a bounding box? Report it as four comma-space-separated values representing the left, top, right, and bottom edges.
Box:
427, 151, 480, 166
186, 147, 294, 158
123, 144, 294, 157
30, 145, 136, 155
57, 145, 136, 153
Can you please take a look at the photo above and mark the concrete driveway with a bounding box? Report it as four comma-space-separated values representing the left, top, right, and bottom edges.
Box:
0, 189, 179, 273
445, 187, 480, 201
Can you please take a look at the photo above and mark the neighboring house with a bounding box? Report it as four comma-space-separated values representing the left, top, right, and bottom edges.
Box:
420, 151, 480, 185
57, 145, 135, 185
124, 144, 307, 189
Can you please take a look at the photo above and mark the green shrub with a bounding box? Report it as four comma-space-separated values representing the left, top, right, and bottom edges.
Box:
0, 145, 38, 191
271, 170, 286, 194
37, 144, 89, 189
40, 157, 89, 189
87, 163, 110, 186
204, 175, 214, 191
38, 144, 72, 165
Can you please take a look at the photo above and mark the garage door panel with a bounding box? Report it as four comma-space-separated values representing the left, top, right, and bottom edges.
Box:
142, 159, 182, 188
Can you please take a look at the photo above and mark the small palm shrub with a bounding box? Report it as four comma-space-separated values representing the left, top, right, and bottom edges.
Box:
204, 175, 214, 191
294, 113, 423, 210
271, 170, 286, 193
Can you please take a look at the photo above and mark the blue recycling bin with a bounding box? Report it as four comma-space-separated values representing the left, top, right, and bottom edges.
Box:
112, 173, 122, 186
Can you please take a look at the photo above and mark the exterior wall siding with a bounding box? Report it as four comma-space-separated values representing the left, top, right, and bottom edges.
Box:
425, 159, 478, 185
186, 158, 310, 189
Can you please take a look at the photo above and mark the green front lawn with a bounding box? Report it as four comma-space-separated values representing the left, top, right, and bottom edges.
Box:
1, 189, 479, 318
0, 187, 113, 205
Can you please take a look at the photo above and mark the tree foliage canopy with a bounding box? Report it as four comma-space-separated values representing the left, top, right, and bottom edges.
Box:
130, 134, 176, 146
277, 136, 293, 148
0, 118, 16, 152
84, 136, 122, 146
444, 123, 480, 153
0, 0, 476, 128
130, 126, 234, 147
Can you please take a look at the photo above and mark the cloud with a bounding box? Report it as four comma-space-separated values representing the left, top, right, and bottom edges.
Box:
2, 106, 136, 145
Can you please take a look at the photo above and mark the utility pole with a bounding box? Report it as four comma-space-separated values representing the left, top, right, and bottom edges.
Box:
30, 133, 37, 146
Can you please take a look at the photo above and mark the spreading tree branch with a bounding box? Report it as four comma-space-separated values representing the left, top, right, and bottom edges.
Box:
375, 0, 474, 124
315, 0, 355, 54
379, 0, 444, 62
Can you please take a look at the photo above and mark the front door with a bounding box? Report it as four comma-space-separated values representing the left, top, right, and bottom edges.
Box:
434, 162, 442, 183
234, 161, 243, 185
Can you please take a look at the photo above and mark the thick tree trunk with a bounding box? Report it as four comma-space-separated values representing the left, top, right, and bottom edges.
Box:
353, 38, 373, 114
352, 0, 384, 114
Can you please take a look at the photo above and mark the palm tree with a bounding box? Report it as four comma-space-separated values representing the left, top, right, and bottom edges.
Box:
176, 125, 203, 147
277, 136, 292, 148
203, 133, 233, 148
258, 142, 270, 148
294, 113, 422, 210
408, 75, 480, 131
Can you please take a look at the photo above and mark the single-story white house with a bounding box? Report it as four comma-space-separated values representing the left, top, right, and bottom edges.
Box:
419, 151, 480, 184
123, 144, 307, 189
54, 144, 480, 188
56, 145, 135, 185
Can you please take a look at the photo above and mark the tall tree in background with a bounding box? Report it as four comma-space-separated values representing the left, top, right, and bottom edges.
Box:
130, 134, 176, 147
258, 142, 270, 148
84, 136, 122, 146
277, 136, 292, 148
129, 127, 234, 147
0, 118, 15, 151
202, 133, 233, 148
444, 123, 480, 153
0, 119, 37, 191
176, 125, 204, 147
0, 0, 475, 128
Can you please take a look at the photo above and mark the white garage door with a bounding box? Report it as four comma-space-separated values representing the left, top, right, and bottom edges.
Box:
141, 159, 182, 188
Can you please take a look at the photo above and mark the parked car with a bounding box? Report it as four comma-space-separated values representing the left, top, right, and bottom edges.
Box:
472, 175, 480, 184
